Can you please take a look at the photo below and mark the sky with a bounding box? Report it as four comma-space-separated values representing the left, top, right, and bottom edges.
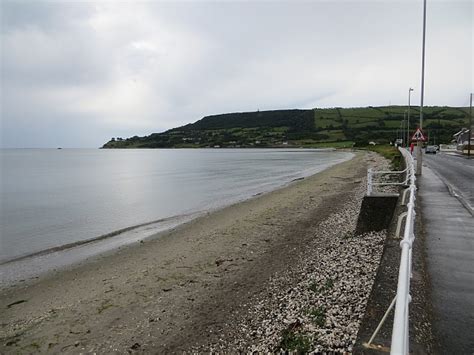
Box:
1, 0, 472, 148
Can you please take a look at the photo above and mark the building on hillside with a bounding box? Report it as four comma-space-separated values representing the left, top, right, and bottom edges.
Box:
452, 128, 474, 153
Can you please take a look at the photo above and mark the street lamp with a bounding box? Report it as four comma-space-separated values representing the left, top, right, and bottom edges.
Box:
417, 0, 427, 175
407, 88, 414, 147
404, 110, 407, 147
399, 119, 405, 146
469, 93, 472, 157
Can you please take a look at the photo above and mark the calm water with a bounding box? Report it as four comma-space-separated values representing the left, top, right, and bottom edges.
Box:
0, 149, 352, 263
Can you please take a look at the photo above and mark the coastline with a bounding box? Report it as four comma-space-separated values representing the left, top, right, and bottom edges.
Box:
1, 151, 391, 353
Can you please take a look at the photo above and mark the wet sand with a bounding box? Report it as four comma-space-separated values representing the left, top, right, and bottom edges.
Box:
1, 151, 386, 353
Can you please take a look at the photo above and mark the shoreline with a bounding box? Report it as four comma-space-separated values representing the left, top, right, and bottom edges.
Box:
1, 151, 390, 353
0, 214, 195, 266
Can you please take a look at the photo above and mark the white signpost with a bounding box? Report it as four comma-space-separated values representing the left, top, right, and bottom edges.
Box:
411, 128, 426, 176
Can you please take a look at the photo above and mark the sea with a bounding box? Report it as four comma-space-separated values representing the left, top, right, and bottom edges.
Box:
0, 148, 352, 283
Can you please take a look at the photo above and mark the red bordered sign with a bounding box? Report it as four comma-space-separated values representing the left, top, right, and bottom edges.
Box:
411, 128, 427, 142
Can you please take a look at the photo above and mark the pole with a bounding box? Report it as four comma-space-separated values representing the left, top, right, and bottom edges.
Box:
417, 0, 427, 176
367, 168, 373, 196
408, 88, 413, 148
420, 0, 426, 131
404, 111, 407, 147
403, 118, 407, 143
469, 93, 472, 157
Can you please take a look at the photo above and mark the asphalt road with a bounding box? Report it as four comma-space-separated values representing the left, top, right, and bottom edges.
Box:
418, 152, 474, 354
422, 152, 474, 213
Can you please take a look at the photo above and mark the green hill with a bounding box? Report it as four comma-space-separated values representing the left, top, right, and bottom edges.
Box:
102, 106, 470, 149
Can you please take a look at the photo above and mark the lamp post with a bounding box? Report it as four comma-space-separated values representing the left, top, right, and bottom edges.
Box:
417, 0, 427, 176
407, 88, 414, 148
403, 111, 407, 147
399, 119, 405, 146
469, 93, 472, 157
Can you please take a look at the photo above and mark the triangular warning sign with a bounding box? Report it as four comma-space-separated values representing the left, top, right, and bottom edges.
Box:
411, 128, 427, 142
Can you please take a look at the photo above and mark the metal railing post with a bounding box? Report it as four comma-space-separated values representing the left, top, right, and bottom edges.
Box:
367, 168, 373, 196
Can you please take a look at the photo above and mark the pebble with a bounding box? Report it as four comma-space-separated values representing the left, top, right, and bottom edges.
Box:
194, 152, 393, 353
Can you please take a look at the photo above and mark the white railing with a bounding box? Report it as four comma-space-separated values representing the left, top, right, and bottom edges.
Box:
390, 147, 416, 355
365, 148, 416, 354
367, 163, 410, 196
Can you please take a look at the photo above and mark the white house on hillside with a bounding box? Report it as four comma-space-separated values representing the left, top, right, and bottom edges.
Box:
452, 128, 474, 152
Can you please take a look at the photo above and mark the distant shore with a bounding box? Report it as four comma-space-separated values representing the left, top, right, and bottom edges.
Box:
1, 151, 391, 353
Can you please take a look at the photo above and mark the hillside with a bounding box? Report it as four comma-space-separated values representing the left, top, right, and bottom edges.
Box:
102, 106, 470, 149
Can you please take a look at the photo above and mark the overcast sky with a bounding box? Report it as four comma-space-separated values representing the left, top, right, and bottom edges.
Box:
1, 0, 472, 148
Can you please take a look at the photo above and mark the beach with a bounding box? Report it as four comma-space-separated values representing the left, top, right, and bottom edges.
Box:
1, 151, 391, 353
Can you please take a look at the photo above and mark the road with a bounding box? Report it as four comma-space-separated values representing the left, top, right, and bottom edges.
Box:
423, 152, 474, 213
418, 152, 474, 354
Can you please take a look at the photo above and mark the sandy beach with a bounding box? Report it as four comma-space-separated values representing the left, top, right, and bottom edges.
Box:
1, 151, 390, 353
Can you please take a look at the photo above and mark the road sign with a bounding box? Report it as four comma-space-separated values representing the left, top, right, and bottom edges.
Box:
411, 128, 427, 142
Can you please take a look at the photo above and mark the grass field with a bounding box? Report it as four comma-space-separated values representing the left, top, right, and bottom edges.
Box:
103, 106, 470, 149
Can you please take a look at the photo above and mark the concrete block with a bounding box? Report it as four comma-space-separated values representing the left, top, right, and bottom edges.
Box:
355, 194, 399, 235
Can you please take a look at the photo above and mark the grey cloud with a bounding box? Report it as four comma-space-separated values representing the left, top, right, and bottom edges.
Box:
1, 1, 93, 32
1, 0, 472, 148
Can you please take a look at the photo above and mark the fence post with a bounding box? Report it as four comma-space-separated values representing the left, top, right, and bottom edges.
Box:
367, 168, 373, 196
